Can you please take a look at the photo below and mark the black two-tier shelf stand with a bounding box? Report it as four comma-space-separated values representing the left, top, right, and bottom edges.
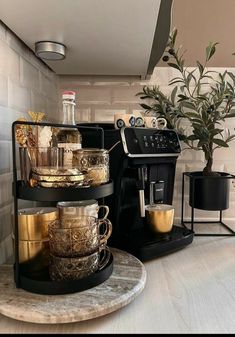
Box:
12, 121, 114, 295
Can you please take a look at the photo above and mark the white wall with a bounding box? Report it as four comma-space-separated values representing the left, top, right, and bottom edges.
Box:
0, 22, 58, 264
58, 67, 235, 223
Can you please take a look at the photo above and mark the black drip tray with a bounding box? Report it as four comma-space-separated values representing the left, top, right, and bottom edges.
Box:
144, 225, 191, 245
114, 225, 194, 262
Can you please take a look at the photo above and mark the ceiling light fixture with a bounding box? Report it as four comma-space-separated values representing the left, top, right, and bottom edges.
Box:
35, 41, 66, 60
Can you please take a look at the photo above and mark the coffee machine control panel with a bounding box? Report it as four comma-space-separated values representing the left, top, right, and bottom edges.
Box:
120, 127, 181, 157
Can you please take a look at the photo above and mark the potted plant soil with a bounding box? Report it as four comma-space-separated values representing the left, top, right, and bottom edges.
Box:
136, 28, 235, 211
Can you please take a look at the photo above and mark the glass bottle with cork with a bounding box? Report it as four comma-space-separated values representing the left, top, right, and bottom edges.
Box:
57, 90, 82, 167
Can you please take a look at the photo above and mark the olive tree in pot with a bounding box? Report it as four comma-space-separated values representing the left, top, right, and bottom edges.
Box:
136, 29, 235, 211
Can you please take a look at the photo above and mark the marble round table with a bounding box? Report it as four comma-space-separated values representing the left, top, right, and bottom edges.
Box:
0, 248, 146, 324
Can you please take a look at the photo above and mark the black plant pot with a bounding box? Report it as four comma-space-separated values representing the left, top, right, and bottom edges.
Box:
189, 171, 230, 211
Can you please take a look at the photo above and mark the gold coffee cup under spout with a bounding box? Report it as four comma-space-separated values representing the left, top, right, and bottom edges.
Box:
145, 204, 174, 233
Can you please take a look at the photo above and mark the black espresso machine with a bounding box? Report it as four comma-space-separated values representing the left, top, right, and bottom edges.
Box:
79, 123, 194, 262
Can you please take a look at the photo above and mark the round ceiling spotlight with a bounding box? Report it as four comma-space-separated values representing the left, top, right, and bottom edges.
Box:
35, 41, 66, 60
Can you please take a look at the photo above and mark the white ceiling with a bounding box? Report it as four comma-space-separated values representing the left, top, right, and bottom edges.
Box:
0, 0, 163, 76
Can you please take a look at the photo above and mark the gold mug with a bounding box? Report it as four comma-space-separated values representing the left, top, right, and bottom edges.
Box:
49, 244, 111, 281
17, 207, 58, 240
48, 216, 112, 257
12, 236, 49, 274
145, 204, 174, 233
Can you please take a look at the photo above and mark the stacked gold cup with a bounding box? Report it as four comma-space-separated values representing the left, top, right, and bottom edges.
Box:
16, 208, 58, 276
48, 200, 112, 281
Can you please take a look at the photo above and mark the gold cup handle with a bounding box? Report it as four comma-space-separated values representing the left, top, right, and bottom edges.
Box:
98, 245, 111, 270
98, 218, 112, 245
97, 205, 109, 220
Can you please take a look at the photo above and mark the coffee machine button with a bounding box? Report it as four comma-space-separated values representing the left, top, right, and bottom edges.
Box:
150, 135, 153, 141
144, 141, 149, 147
143, 136, 147, 141
151, 142, 155, 147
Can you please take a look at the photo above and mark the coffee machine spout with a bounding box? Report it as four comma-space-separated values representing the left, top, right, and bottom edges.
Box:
137, 166, 146, 218
139, 190, 145, 217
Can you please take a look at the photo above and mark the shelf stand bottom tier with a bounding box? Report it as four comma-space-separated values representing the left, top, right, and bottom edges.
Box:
15, 252, 114, 295
0, 248, 146, 324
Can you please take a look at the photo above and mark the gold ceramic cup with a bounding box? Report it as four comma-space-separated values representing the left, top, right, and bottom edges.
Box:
12, 236, 49, 273
49, 244, 110, 281
17, 207, 58, 240
145, 204, 174, 233
18, 239, 49, 264
48, 217, 112, 257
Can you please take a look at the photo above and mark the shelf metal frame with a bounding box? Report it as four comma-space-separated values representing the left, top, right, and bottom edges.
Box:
11, 120, 112, 291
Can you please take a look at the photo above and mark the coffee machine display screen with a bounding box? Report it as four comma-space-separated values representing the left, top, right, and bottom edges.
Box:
120, 127, 181, 157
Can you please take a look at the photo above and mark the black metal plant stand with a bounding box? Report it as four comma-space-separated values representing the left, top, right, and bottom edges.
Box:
12, 120, 114, 295
181, 171, 235, 237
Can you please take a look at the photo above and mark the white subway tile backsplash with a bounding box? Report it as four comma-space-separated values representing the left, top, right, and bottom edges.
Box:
0, 73, 8, 106
59, 76, 92, 88
94, 80, 130, 87
112, 86, 143, 104
224, 162, 235, 174
8, 80, 30, 112
30, 90, 47, 113
224, 118, 235, 128
46, 99, 59, 119
130, 79, 149, 87
20, 57, 40, 91
76, 108, 92, 123
94, 108, 126, 122
150, 67, 179, 86
40, 73, 58, 100
29, 54, 55, 79
179, 148, 204, 163
0, 204, 13, 241
0, 235, 13, 265
93, 75, 137, 86
79, 87, 111, 105
184, 163, 205, 173
0, 141, 12, 174
132, 109, 144, 117
0, 172, 13, 207
0, 106, 28, 141
6, 29, 31, 61
214, 144, 235, 160
0, 40, 19, 81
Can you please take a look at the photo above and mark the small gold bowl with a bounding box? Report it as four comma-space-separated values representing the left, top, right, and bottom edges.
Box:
145, 204, 174, 233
